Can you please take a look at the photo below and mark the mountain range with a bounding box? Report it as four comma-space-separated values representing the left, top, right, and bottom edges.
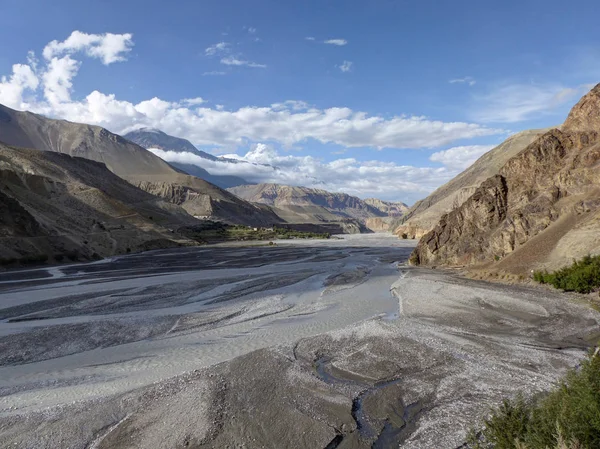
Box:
0, 102, 412, 262
228, 184, 408, 232
0, 103, 278, 228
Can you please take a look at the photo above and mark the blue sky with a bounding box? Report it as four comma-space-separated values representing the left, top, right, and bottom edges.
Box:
0, 0, 598, 203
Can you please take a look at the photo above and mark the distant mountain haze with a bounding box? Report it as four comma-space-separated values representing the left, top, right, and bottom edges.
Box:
124, 128, 218, 160
124, 128, 251, 189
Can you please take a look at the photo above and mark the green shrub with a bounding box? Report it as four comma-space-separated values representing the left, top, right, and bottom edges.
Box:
468, 349, 600, 448
533, 255, 600, 293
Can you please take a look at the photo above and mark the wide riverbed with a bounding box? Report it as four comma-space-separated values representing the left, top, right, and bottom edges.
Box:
0, 234, 598, 448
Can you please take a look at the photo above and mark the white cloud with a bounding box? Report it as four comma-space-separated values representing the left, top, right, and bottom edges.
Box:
205, 42, 230, 56
247, 27, 257, 34
203, 71, 226, 76
473, 83, 584, 123
148, 144, 461, 203
339, 61, 353, 72
324, 39, 347, 46
449, 76, 476, 86
0, 63, 39, 109
43, 31, 133, 65
42, 56, 80, 105
305, 36, 316, 41
429, 145, 495, 170
220, 56, 266, 68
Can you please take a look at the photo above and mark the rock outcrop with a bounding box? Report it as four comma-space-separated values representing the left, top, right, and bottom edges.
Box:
364, 217, 394, 232
410, 84, 600, 272
396, 128, 548, 239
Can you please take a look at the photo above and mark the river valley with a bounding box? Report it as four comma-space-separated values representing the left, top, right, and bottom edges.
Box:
0, 234, 598, 448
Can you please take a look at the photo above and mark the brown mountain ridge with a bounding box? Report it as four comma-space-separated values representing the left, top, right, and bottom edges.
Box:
410, 83, 600, 274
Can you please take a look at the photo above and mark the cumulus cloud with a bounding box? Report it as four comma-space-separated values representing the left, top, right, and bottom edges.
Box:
449, 76, 476, 86
148, 144, 462, 203
43, 31, 133, 65
0, 63, 39, 108
429, 145, 495, 170
339, 61, 353, 72
42, 55, 80, 105
305, 36, 316, 41
473, 83, 585, 123
324, 39, 347, 46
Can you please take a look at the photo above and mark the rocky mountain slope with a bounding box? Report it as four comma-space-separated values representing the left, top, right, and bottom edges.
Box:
410, 84, 600, 274
0, 104, 176, 177
0, 104, 274, 226
396, 128, 548, 239
227, 183, 407, 231
124, 128, 249, 189
0, 144, 200, 263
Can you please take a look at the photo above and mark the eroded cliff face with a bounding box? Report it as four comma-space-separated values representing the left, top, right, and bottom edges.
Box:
134, 181, 214, 217
410, 84, 600, 269
409, 175, 509, 265
395, 128, 547, 240
364, 217, 393, 232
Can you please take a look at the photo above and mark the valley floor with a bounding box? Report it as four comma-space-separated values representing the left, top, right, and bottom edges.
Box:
0, 234, 598, 448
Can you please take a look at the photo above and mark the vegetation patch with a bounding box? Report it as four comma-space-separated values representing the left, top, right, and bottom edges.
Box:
533, 255, 600, 294
467, 349, 600, 449
179, 222, 330, 243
